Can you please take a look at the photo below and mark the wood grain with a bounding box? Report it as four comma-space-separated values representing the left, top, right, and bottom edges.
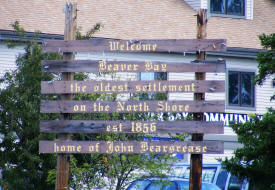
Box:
42, 39, 226, 53
40, 100, 225, 113
40, 120, 224, 134
39, 140, 224, 154
41, 80, 225, 94
41, 60, 226, 73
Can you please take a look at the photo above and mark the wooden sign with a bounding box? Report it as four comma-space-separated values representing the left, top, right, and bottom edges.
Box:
41, 60, 226, 73
39, 140, 224, 154
40, 100, 225, 113
40, 120, 224, 134
42, 39, 226, 53
41, 80, 225, 94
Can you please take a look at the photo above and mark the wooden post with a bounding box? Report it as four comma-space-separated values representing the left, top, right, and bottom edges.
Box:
55, 3, 77, 190
189, 9, 207, 190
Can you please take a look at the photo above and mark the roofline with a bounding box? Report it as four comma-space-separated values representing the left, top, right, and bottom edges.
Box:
207, 47, 266, 59
0, 29, 265, 59
0, 29, 63, 42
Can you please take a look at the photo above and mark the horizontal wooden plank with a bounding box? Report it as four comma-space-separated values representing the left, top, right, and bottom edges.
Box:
41, 60, 226, 73
39, 140, 224, 154
42, 39, 227, 53
40, 100, 225, 113
40, 120, 224, 134
41, 80, 225, 94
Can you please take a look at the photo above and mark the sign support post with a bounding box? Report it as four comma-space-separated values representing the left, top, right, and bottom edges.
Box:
55, 3, 77, 190
190, 9, 207, 190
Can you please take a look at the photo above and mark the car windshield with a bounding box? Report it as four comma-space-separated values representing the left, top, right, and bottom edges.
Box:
147, 181, 177, 190
127, 180, 150, 190
169, 166, 187, 177
176, 167, 217, 183
177, 181, 221, 190
127, 179, 221, 190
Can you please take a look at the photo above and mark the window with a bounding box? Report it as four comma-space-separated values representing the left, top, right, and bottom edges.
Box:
140, 72, 167, 81
228, 175, 243, 190
148, 181, 177, 190
216, 168, 229, 190
228, 71, 255, 107
210, 0, 245, 16
140, 72, 167, 100
180, 167, 217, 183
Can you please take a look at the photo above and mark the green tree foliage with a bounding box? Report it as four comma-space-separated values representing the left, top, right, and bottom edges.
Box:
256, 33, 275, 100
223, 110, 275, 190
0, 41, 59, 189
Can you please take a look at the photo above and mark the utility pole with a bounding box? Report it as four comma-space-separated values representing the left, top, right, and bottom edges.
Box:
55, 3, 77, 190
189, 9, 207, 190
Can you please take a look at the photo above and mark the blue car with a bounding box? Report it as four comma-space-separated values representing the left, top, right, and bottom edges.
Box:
169, 163, 250, 190
126, 177, 221, 190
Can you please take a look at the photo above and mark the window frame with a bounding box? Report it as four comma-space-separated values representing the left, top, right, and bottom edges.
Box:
209, 0, 246, 18
226, 69, 256, 110
139, 72, 167, 81
139, 72, 168, 100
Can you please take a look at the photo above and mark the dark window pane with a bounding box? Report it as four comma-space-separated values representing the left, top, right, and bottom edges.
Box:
228, 175, 243, 190
228, 71, 255, 107
216, 169, 229, 190
229, 72, 239, 105
227, 0, 244, 15
201, 168, 217, 183
211, 0, 225, 13
155, 72, 167, 80
241, 73, 253, 106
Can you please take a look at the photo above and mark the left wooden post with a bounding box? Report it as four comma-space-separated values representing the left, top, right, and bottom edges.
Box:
56, 3, 77, 190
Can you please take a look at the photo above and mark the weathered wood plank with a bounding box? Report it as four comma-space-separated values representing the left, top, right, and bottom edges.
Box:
39, 140, 224, 154
41, 60, 226, 73
41, 80, 225, 94
42, 39, 227, 53
40, 120, 224, 134
40, 100, 225, 113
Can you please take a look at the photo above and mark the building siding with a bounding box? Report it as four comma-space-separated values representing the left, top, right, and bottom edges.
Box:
1, 0, 275, 49
255, 76, 275, 113
0, 44, 24, 86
